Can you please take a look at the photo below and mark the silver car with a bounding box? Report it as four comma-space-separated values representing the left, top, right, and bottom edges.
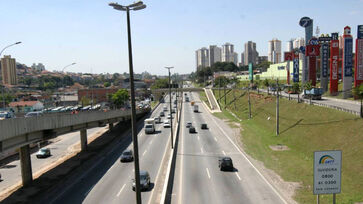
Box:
132, 171, 151, 191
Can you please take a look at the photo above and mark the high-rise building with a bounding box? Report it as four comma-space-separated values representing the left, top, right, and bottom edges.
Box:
241, 53, 245, 66
221, 43, 235, 63
233, 52, 238, 65
195, 47, 209, 70
286, 40, 293, 52
293, 37, 305, 49
1, 55, 17, 85
268, 38, 282, 64
209, 45, 221, 66
243, 41, 259, 65
256, 56, 268, 64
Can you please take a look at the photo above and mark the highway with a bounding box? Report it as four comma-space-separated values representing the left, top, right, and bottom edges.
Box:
171, 92, 287, 204
0, 127, 105, 193
50, 95, 176, 204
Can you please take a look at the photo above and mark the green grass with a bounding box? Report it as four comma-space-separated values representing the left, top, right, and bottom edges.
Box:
151, 101, 158, 109
199, 91, 211, 109
213, 90, 363, 204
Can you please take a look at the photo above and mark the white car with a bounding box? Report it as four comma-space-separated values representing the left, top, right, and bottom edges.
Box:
163, 120, 171, 128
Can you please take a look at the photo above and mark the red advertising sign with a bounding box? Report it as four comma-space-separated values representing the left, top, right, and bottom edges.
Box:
309, 56, 317, 86
355, 38, 363, 87
306, 45, 320, 56
284, 52, 293, 61
330, 40, 339, 94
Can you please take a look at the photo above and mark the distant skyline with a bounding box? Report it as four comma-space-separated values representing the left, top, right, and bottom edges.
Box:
0, 0, 362, 75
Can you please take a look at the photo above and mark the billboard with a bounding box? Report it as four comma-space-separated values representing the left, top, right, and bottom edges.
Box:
284, 52, 293, 61
321, 44, 329, 78
314, 150, 342, 195
330, 38, 339, 94
249, 63, 253, 82
355, 25, 363, 86
343, 38, 353, 77
293, 50, 299, 83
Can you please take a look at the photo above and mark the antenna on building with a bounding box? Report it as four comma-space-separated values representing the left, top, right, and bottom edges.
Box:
315, 26, 320, 36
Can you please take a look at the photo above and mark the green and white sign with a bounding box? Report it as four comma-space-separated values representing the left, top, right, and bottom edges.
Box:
249, 63, 253, 82
313, 150, 342, 195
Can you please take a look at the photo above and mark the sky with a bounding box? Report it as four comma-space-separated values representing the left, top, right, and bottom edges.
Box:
0, 0, 362, 75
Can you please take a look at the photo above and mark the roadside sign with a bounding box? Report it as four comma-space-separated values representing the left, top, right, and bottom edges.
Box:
318, 36, 332, 42
306, 45, 320, 56
321, 44, 329, 78
293, 50, 299, 83
284, 52, 293, 61
358, 25, 363, 39
299, 16, 312, 28
248, 63, 253, 82
356, 25, 363, 86
314, 150, 342, 195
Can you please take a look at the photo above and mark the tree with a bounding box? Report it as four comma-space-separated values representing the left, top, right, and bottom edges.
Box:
81, 96, 91, 106
104, 82, 111, 87
263, 79, 270, 94
352, 84, 363, 118
112, 89, 129, 108
292, 82, 301, 94
214, 76, 229, 87
151, 78, 169, 89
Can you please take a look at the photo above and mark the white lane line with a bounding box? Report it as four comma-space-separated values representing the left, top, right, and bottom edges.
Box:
222, 150, 226, 156
143, 150, 147, 156
197, 136, 200, 141
206, 168, 211, 179
149, 140, 153, 145
235, 172, 242, 181
117, 184, 126, 197
200, 147, 204, 154
208, 113, 288, 204
214, 137, 218, 142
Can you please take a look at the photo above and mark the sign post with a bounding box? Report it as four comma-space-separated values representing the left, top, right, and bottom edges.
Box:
249, 63, 253, 84
299, 16, 313, 84
293, 49, 300, 83
319, 35, 331, 92
314, 150, 342, 204
342, 26, 353, 98
284, 52, 293, 84
306, 37, 320, 86
355, 25, 363, 87
330, 33, 339, 95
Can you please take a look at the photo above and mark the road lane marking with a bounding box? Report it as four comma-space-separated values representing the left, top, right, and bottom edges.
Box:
149, 140, 153, 145
197, 136, 200, 141
235, 172, 242, 181
214, 137, 218, 142
143, 150, 147, 156
222, 150, 226, 156
206, 168, 211, 179
208, 112, 288, 204
117, 184, 126, 197
200, 147, 204, 154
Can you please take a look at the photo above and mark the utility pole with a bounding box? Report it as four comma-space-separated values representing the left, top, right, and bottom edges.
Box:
224, 86, 226, 108
233, 88, 236, 110
165, 66, 174, 149
248, 85, 251, 119
276, 79, 279, 136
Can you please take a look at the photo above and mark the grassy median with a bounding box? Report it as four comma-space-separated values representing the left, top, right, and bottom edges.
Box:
212, 90, 363, 204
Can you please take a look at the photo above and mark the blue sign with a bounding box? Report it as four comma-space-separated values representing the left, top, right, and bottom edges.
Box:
331, 33, 339, 40
278, 66, 285, 70
343, 38, 353, 77
299, 17, 312, 28
321, 44, 329, 78
299, 46, 305, 54
293, 58, 299, 82
358, 25, 363, 39
249, 63, 253, 81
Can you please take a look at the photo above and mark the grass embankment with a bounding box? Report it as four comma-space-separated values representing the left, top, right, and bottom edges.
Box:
212, 90, 363, 204
199, 91, 211, 109
151, 101, 158, 109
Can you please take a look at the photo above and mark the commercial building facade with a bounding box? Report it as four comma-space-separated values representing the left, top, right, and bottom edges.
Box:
1, 55, 17, 85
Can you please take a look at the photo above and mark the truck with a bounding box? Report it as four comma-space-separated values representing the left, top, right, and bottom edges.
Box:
194, 105, 199, 113
144, 118, 155, 134
303, 88, 323, 100
191, 101, 195, 106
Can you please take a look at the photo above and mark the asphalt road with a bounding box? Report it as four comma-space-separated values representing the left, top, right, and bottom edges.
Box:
0, 127, 105, 193
50, 95, 176, 204
171, 92, 287, 204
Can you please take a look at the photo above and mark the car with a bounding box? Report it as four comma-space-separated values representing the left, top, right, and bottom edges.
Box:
0, 111, 15, 120
25, 111, 43, 118
218, 157, 234, 171
163, 120, 171, 128
189, 126, 196, 133
120, 149, 133, 162
201, 123, 208, 129
36, 148, 51, 158
171, 108, 176, 113
186, 122, 192, 128
132, 170, 151, 191
154, 116, 161, 123
167, 114, 173, 119
159, 111, 165, 117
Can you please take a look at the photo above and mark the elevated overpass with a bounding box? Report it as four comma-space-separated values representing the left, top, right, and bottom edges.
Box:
0, 109, 149, 186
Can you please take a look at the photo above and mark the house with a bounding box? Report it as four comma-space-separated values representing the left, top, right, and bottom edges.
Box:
9, 101, 44, 113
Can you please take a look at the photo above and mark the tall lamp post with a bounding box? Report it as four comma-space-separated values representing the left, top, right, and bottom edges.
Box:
61, 62, 76, 106
165, 66, 174, 149
0, 42, 21, 109
109, 2, 146, 204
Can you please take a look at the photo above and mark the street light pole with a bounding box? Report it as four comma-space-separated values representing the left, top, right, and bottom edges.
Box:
165, 66, 174, 149
109, 2, 146, 204
61, 62, 76, 107
0, 42, 21, 110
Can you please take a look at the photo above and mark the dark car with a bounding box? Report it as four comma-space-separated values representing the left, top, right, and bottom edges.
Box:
36, 148, 51, 158
219, 157, 234, 171
159, 111, 165, 117
132, 170, 151, 191
189, 126, 196, 133
120, 150, 134, 162
201, 123, 208, 129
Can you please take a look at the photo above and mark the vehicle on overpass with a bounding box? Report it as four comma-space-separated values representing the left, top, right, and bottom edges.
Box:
132, 171, 151, 191
144, 118, 155, 134
36, 148, 51, 158
219, 157, 234, 171
120, 149, 133, 162
194, 105, 199, 113
25, 111, 43, 118
0, 111, 15, 120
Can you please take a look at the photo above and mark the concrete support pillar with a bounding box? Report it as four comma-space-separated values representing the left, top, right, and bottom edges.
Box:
19, 145, 33, 186
80, 129, 87, 151
109, 123, 114, 130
